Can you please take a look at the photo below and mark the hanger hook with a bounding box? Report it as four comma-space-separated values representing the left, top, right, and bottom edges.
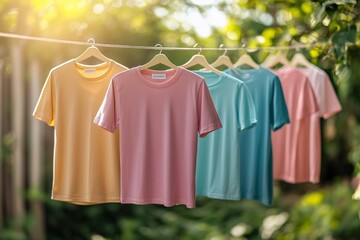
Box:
291, 39, 303, 53
155, 43, 163, 54
241, 42, 248, 53
193, 43, 202, 55
87, 38, 96, 46
219, 44, 227, 56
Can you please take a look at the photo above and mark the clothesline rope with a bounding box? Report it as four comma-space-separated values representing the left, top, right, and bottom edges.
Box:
0, 32, 328, 51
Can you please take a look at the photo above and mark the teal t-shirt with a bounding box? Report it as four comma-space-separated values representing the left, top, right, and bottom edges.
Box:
226, 66, 290, 205
194, 71, 257, 200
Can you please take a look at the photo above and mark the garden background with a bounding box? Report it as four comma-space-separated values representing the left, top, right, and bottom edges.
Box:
1, 0, 360, 239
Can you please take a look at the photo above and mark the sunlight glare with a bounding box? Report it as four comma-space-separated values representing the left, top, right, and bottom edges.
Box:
93, 3, 105, 14
206, 7, 227, 28
187, 10, 212, 38
230, 223, 248, 237
226, 31, 239, 41
256, 35, 266, 44
181, 34, 196, 46
261, 212, 289, 239
259, 12, 274, 26
163, 19, 180, 31
154, 7, 169, 18
189, 0, 219, 6
276, 10, 292, 25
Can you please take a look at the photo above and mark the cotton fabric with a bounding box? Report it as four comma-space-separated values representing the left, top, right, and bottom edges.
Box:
195, 71, 257, 199
94, 67, 222, 208
33, 59, 127, 204
272, 67, 318, 183
298, 64, 342, 183
226, 66, 290, 205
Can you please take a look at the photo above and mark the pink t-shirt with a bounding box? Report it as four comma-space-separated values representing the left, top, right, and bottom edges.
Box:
272, 67, 318, 183
94, 67, 222, 208
298, 64, 342, 183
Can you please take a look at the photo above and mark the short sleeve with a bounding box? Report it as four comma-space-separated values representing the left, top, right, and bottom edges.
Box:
237, 83, 257, 131
271, 76, 290, 131
197, 80, 222, 138
296, 78, 318, 120
33, 71, 55, 126
321, 74, 342, 119
94, 79, 119, 133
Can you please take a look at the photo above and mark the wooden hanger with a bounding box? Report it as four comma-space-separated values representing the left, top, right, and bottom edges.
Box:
233, 45, 259, 69
74, 38, 111, 64
290, 51, 313, 68
211, 45, 239, 74
234, 53, 259, 69
140, 44, 177, 70
181, 46, 221, 75
262, 52, 290, 69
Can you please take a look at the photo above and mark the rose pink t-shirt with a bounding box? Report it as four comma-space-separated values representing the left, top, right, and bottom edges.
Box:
298, 64, 342, 183
272, 67, 318, 183
94, 67, 222, 208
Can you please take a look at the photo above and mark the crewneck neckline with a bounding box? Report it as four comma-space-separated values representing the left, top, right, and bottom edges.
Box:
228, 66, 264, 82
194, 71, 225, 88
73, 59, 114, 81
136, 67, 183, 88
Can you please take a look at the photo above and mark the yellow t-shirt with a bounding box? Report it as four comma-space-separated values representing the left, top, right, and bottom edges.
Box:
33, 59, 127, 204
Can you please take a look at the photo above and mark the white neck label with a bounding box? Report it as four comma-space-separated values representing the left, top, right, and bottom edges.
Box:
84, 68, 97, 73
241, 73, 250, 79
152, 73, 166, 80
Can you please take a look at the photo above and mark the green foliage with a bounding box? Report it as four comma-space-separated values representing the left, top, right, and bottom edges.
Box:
10, 182, 351, 239
340, 44, 360, 177
0, 212, 36, 240
41, 198, 269, 239
1, 1, 360, 238
0, 133, 13, 162
273, 182, 360, 240
0, 229, 26, 240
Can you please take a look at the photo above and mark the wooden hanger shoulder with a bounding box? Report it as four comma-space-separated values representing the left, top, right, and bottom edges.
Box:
140, 53, 177, 70
182, 54, 221, 75
211, 55, 239, 74
233, 53, 259, 69
262, 53, 290, 69
74, 46, 111, 64
290, 53, 312, 68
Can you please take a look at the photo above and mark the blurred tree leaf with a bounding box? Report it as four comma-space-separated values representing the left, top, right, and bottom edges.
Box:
332, 24, 356, 60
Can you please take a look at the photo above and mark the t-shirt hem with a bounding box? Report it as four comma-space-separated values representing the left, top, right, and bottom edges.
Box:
52, 194, 121, 205
199, 122, 222, 138
275, 176, 320, 184
197, 192, 241, 200
121, 198, 195, 208
197, 192, 272, 206
240, 195, 272, 206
